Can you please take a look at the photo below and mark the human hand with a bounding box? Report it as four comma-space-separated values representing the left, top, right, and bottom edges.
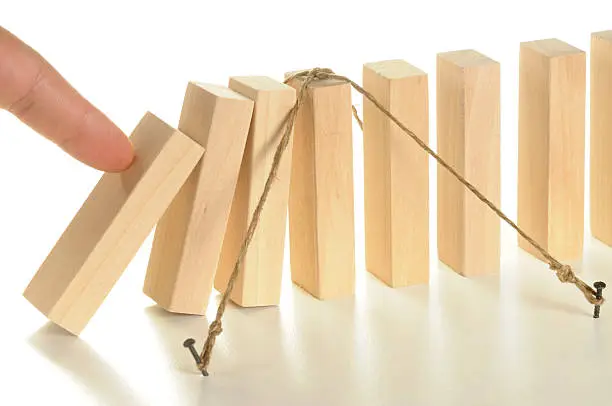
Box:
0, 27, 134, 172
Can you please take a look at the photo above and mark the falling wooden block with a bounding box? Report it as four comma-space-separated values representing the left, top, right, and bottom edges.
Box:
286, 74, 355, 299
518, 39, 586, 261
23, 113, 205, 334
591, 31, 612, 246
144, 83, 254, 315
437, 50, 500, 276
214, 77, 296, 307
362, 60, 429, 287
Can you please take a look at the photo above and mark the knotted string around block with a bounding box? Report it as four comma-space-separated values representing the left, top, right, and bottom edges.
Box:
192, 67, 605, 376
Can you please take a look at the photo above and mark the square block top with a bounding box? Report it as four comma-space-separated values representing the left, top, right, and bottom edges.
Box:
230, 76, 294, 92
593, 31, 612, 41
364, 59, 426, 79
190, 82, 252, 101
521, 38, 584, 57
437, 49, 498, 68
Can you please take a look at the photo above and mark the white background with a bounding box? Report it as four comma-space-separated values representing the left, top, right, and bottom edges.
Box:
2, 1, 612, 405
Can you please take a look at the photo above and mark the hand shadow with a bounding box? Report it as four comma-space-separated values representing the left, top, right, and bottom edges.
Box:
28, 323, 147, 406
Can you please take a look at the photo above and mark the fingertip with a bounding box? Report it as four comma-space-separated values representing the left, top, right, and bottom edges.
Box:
60, 109, 135, 172
101, 126, 135, 172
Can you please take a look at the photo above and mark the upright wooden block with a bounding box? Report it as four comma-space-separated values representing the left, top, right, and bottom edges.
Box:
23, 113, 204, 334
214, 77, 296, 307
518, 39, 586, 261
437, 50, 500, 276
144, 83, 254, 315
362, 60, 429, 287
286, 75, 355, 299
591, 31, 612, 246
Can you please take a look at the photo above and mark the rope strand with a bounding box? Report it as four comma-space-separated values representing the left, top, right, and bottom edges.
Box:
196, 68, 604, 375
197, 69, 321, 374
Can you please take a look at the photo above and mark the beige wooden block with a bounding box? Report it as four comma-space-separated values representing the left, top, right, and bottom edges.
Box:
591, 31, 612, 246
362, 60, 429, 287
213, 77, 296, 307
437, 50, 500, 276
23, 113, 204, 334
286, 74, 355, 299
144, 83, 254, 315
518, 39, 586, 261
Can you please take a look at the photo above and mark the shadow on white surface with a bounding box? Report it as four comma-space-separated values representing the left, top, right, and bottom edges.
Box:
520, 289, 593, 317
28, 323, 147, 406
144, 305, 209, 374
144, 299, 298, 405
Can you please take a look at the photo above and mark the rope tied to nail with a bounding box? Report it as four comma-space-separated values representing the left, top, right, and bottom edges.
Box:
195, 67, 605, 376
552, 263, 603, 305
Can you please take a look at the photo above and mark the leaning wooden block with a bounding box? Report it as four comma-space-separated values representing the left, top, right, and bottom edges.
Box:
437, 50, 500, 276
591, 31, 612, 246
214, 77, 296, 307
286, 74, 355, 299
363, 60, 429, 287
23, 113, 204, 334
518, 39, 586, 261
144, 83, 254, 315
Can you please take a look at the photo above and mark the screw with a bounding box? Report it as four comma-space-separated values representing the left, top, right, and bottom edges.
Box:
183, 338, 208, 376
593, 281, 606, 319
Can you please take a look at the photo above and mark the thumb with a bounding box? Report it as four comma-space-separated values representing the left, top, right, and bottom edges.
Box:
0, 27, 134, 172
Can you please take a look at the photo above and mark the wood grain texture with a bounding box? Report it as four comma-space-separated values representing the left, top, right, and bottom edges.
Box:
144, 83, 253, 315
518, 39, 586, 261
286, 75, 355, 299
363, 60, 429, 287
23, 113, 204, 334
214, 76, 296, 307
591, 31, 612, 246
437, 50, 500, 276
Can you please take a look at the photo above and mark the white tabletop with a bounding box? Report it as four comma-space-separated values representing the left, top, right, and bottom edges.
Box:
2, 2, 612, 403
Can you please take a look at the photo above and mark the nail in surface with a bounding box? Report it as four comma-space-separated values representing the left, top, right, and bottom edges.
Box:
594, 281, 606, 319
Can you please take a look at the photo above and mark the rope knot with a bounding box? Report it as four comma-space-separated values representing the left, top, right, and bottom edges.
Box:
308, 67, 334, 80
286, 68, 335, 83
209, 320, 223, 337
553, 264, 577, 284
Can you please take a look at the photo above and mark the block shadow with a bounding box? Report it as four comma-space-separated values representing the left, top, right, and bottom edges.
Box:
28, 323, 146, 406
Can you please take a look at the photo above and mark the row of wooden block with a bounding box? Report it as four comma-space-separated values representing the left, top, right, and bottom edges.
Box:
22, 32, 612, 335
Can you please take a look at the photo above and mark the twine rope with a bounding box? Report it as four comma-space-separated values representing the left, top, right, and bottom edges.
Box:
196, 67, 604, 376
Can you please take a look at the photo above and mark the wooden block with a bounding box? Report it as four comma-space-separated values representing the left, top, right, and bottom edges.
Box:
362, 60, 429, 287
437, 50, 500, 276
23, 113, 204, 334
144, 83, 254, 315
518, 39, 586, 261
591, 31, 612, 246
286, 74, 355, 299
213, 77, 296, 307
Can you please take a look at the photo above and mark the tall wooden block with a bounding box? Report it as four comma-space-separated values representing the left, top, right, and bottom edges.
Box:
144, 83, 254, 315
591, 31, 612, 246
362, 60, 429, 287
214, 77, 296, 307
518, 39, 586, 261
286, 75, 355, 299
437, 50, 500, 276
23, 113, 204, 334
